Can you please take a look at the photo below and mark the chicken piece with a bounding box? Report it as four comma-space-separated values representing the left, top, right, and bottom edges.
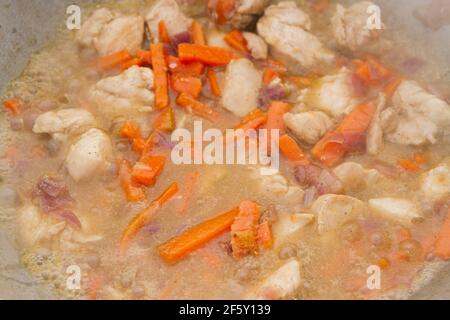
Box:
90, 66, 155, 120
421, 164, 450, 200
65, 129, 112, 182
18, 205, 66, 247
382, 80, 450, 145
312, 194, 366, 234
257, 1, 335, 74
284, 111, 333, 144
77, 9, 144, 56
75, 8, 114, 48
33, 109, 97, 141
228, 0, 271, 29
222, 58, 262, 117
146, 0, 192, 42
242, 32, 268, 60
368, 198, 421, 227
246, 259, 301, 300
366, 94, 386, 155
333, 162, 381, 192
331, 1, 383, 51
303, 67, 359, 118
273, 213, 314, 245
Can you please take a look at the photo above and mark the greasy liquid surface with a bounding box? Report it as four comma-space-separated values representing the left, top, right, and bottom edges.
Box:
1, 0, 449, 299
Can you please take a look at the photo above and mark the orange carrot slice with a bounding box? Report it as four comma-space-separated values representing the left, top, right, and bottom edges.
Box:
158, 20, 171, 44
118, 160, 146, 202
178, 43, 236, 66
170, 75, 202, 98
278, 134, 309, 165
176, 93, 219, 122
207, 69, 222, 97
224, 30, 249, 54
151, 43, 169, 109
191, 21, 206, 45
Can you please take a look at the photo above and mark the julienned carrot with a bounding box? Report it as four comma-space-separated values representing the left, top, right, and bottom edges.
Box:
235, 109, 267, 131
209, 0, 236, 25
97, 49, 132, 71
159, 207, 239, 264
151, 43, 169, 109
176, 93, 219, 122
177, 171, 200, 215
230, 200, 261, 259
132, 155, 166, 187
398, 159, 418, 172
278, 134, 309, 165
312, 102, 377, 167
170, 75, 202, 98
384, 76, 403, 99
120, 121, 145, 154
178, 43, 236, 66
136, 49, 152, 65
265, 101, 292, 135
121, 58, 144, 71
2, 98, 23, 114
263, 69, 281, 86
153, 107, 176, 132
120, 182, 179, 252
257, 221, 273, 250
118, 160, 145, 202
224, 30, 249, 54
354, 57, 391, 86
435, 209, 450, 260
207, 69, 221, 97
158, 20, 171, 44
166, 56, 205, 76
191, 21, 206, 45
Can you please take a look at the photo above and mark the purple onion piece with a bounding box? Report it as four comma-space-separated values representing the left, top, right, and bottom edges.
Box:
51, 210, 82, 229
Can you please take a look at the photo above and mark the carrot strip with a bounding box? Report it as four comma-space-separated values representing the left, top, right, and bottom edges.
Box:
132, 156, 166, 187
207, 69, 221, 97
178, 43, 236, 66
398, 159, 418, 172
191, 21, 206, 45
96, 49, 132, 71
263, 69, 281, 86
170, 75, 202, 98
278, 134, 309, 165
153, 107, 176, 132
176, 93, 219, 122
177, 171, 200, 215
265, 101, 292, 135
210, 0, 236, 25
224, 30, 249, 54
151, 43, 169, 109
120, 182, 179, 252
235, 109, 268, 131
384, 76, 403, 99
312, 102, 377, 167
118, 160, 145, 202
2, 98, 23, 114
121, 58, 144, 71
136, 49, 152, 65
435, 209, 450, 260
257, 221, 273, 250
159, 207, 239, 264
158, 20, 171, 44
231, 200, 261, 259
354, 57, 391, 86
166, 56, 205, 76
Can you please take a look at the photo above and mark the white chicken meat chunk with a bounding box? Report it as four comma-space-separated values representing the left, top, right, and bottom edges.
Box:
273, 213, 314, 246
221, 58, 262, 117
368, 198, 421, 227
257, 1, 335, 73
90, 66, 155, 120
65, 129, 112, 182
146, 0, 192, 42
242, 32, 268, 60
333, 162, 381, 192
421, 164, 450, 200
303, 67, 359, 118
246, 260, 301, 300
312, 194, 366, 234
331, 1, 383, 51
284, 111, 333, 144
77, 9, 144, 56
382, 80, 450, 145
33, 108, 97, 141
229, 0, 271, 29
